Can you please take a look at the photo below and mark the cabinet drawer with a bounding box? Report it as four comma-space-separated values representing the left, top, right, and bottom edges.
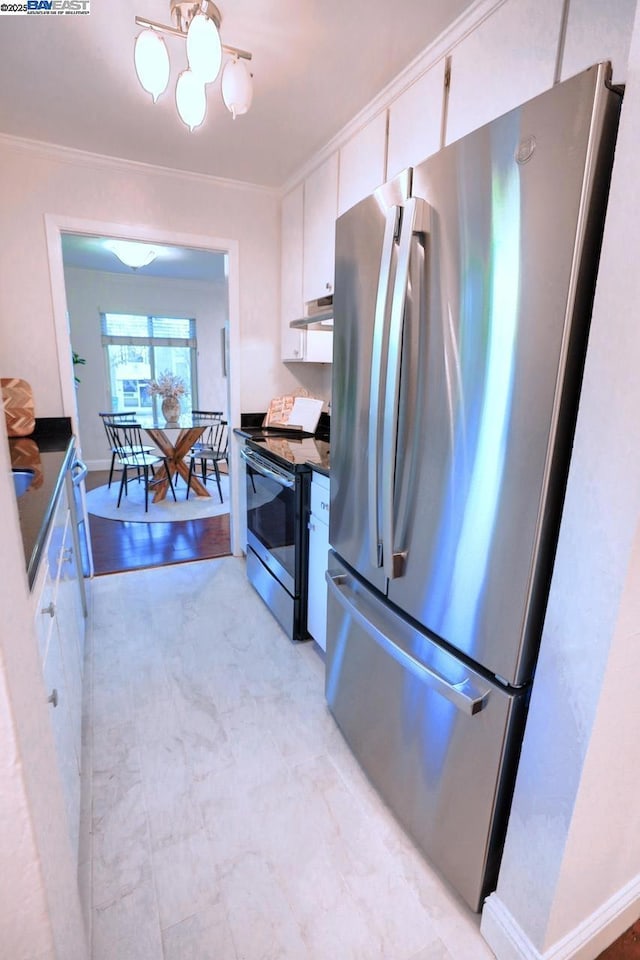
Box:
35, 565, 57, 663
311, 472, 330, 519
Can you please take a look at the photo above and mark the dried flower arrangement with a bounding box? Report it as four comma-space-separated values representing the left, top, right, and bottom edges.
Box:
147, 371, 187, 400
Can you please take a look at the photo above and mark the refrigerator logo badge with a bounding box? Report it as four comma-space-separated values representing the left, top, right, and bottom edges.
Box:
515, 136, 536, 164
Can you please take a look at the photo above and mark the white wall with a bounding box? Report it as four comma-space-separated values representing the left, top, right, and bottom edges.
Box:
64, 266, 229, 467
0, 144, 284, 417
481, 3, 640, 958
0, 417, 87, 959
0, 140, 332, 420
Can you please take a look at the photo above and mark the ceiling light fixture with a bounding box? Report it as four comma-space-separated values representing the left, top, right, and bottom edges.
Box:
105, 240, 158, 270
134, 0, 253, 132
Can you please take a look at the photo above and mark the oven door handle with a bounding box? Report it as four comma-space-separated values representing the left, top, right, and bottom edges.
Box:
240, 447, 295, 489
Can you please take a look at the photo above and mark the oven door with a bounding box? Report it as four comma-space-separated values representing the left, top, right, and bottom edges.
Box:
241, 445, 297, 595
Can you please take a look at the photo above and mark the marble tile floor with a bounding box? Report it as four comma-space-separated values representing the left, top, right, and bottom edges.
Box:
81, 556, 496, 960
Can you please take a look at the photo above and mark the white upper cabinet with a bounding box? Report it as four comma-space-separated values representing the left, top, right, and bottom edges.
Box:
303, 152, 339, 304
281, 183, 305, 360
338, 112, 388, 216
446, 0, 565, 146
387, 60, 447, 178
560, 0, 636, 85
281, 179, 334, 362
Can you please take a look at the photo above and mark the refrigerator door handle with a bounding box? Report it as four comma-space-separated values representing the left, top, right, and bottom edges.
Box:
327, 570, 491, 716
381, 197, 430, 579
368, 205, 401, 569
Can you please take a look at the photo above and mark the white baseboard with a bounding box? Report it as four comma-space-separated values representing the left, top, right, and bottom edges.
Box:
482, 876, 640, 960
481, 895, 540, 960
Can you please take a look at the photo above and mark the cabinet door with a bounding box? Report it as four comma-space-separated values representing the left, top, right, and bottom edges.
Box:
35, 485, 85, 868
56, 513, 85, 763
281, 183, 306, 360
308, 514, 330, 651
338, 112, 388, 216
303, 153, 339, 303
308, 474, 331, 651
304, 329, 333, 364
446, 0, 564, 145
560, 0, 636, 85
387, 60, 446, 179
43, 623, 81, 864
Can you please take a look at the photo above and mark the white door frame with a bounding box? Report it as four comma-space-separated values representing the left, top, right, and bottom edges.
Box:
44, 213, 243, 556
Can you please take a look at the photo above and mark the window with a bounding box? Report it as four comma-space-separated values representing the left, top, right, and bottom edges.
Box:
101, 313, 198, 416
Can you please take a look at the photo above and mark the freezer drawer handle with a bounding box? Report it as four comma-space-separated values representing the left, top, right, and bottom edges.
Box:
381, 197, 430, 579
327, 571, 490, 716
368, 205, 400, 570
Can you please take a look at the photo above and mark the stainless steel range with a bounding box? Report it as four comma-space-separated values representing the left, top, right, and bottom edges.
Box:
240, 428, 329, 642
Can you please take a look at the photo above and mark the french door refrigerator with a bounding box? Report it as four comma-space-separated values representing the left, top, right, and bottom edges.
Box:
326, 62, 621, 911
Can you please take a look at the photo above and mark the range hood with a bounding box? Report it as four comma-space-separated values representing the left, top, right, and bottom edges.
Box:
290, 296, 333, 329
290, 312, 333, 329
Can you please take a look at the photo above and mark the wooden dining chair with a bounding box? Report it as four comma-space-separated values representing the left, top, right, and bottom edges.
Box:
103, 419, 176, 513
186, 419, 228, 502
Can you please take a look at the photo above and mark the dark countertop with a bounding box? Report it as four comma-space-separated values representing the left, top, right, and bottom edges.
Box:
235, 411, 330, 476
9, 418, 74, 589
309, 459, 330, 478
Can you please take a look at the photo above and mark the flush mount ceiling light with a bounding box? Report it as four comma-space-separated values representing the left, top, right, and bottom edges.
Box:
105, 240, 158, 270
134, 0, 253, 132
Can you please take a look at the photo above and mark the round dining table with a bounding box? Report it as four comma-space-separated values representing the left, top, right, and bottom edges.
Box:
137, 414, 211, 502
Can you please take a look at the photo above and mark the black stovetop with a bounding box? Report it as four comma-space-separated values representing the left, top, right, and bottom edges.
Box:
248, 433, 330, 471
238, 411, 330, 473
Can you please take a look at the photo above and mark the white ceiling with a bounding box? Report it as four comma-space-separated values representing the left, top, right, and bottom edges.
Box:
61, 233, 227, 281
0, 0, 475, 188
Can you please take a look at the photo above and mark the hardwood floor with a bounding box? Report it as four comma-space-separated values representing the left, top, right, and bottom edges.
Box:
597, 921, 640, 959
86, 470, 232, 576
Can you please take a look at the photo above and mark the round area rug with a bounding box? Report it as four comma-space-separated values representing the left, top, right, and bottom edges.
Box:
86, 474, 230, 523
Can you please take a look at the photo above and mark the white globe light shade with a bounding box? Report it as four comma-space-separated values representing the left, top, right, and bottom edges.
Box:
134, 29, 170, 102
105, 240, 158, 270
175, 70, 207, 131
186, 13, 222, 84
221, 58, 253, 119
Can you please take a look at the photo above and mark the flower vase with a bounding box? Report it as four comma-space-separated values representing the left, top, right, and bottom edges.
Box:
161, 397, 180, 423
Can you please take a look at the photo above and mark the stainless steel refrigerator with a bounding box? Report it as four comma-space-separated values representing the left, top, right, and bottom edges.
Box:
326, 62, 621, 912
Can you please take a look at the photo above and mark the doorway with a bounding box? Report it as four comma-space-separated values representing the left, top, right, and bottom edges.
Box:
45, 215, 244, 566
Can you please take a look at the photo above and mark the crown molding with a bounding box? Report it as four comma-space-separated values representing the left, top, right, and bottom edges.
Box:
280, 0, 506, 195
0, 132, 278, 197
0, 0, 505, 199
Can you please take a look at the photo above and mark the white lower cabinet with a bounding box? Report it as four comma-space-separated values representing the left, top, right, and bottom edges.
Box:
307, 470, 330, 651
34, 478, 85, 865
